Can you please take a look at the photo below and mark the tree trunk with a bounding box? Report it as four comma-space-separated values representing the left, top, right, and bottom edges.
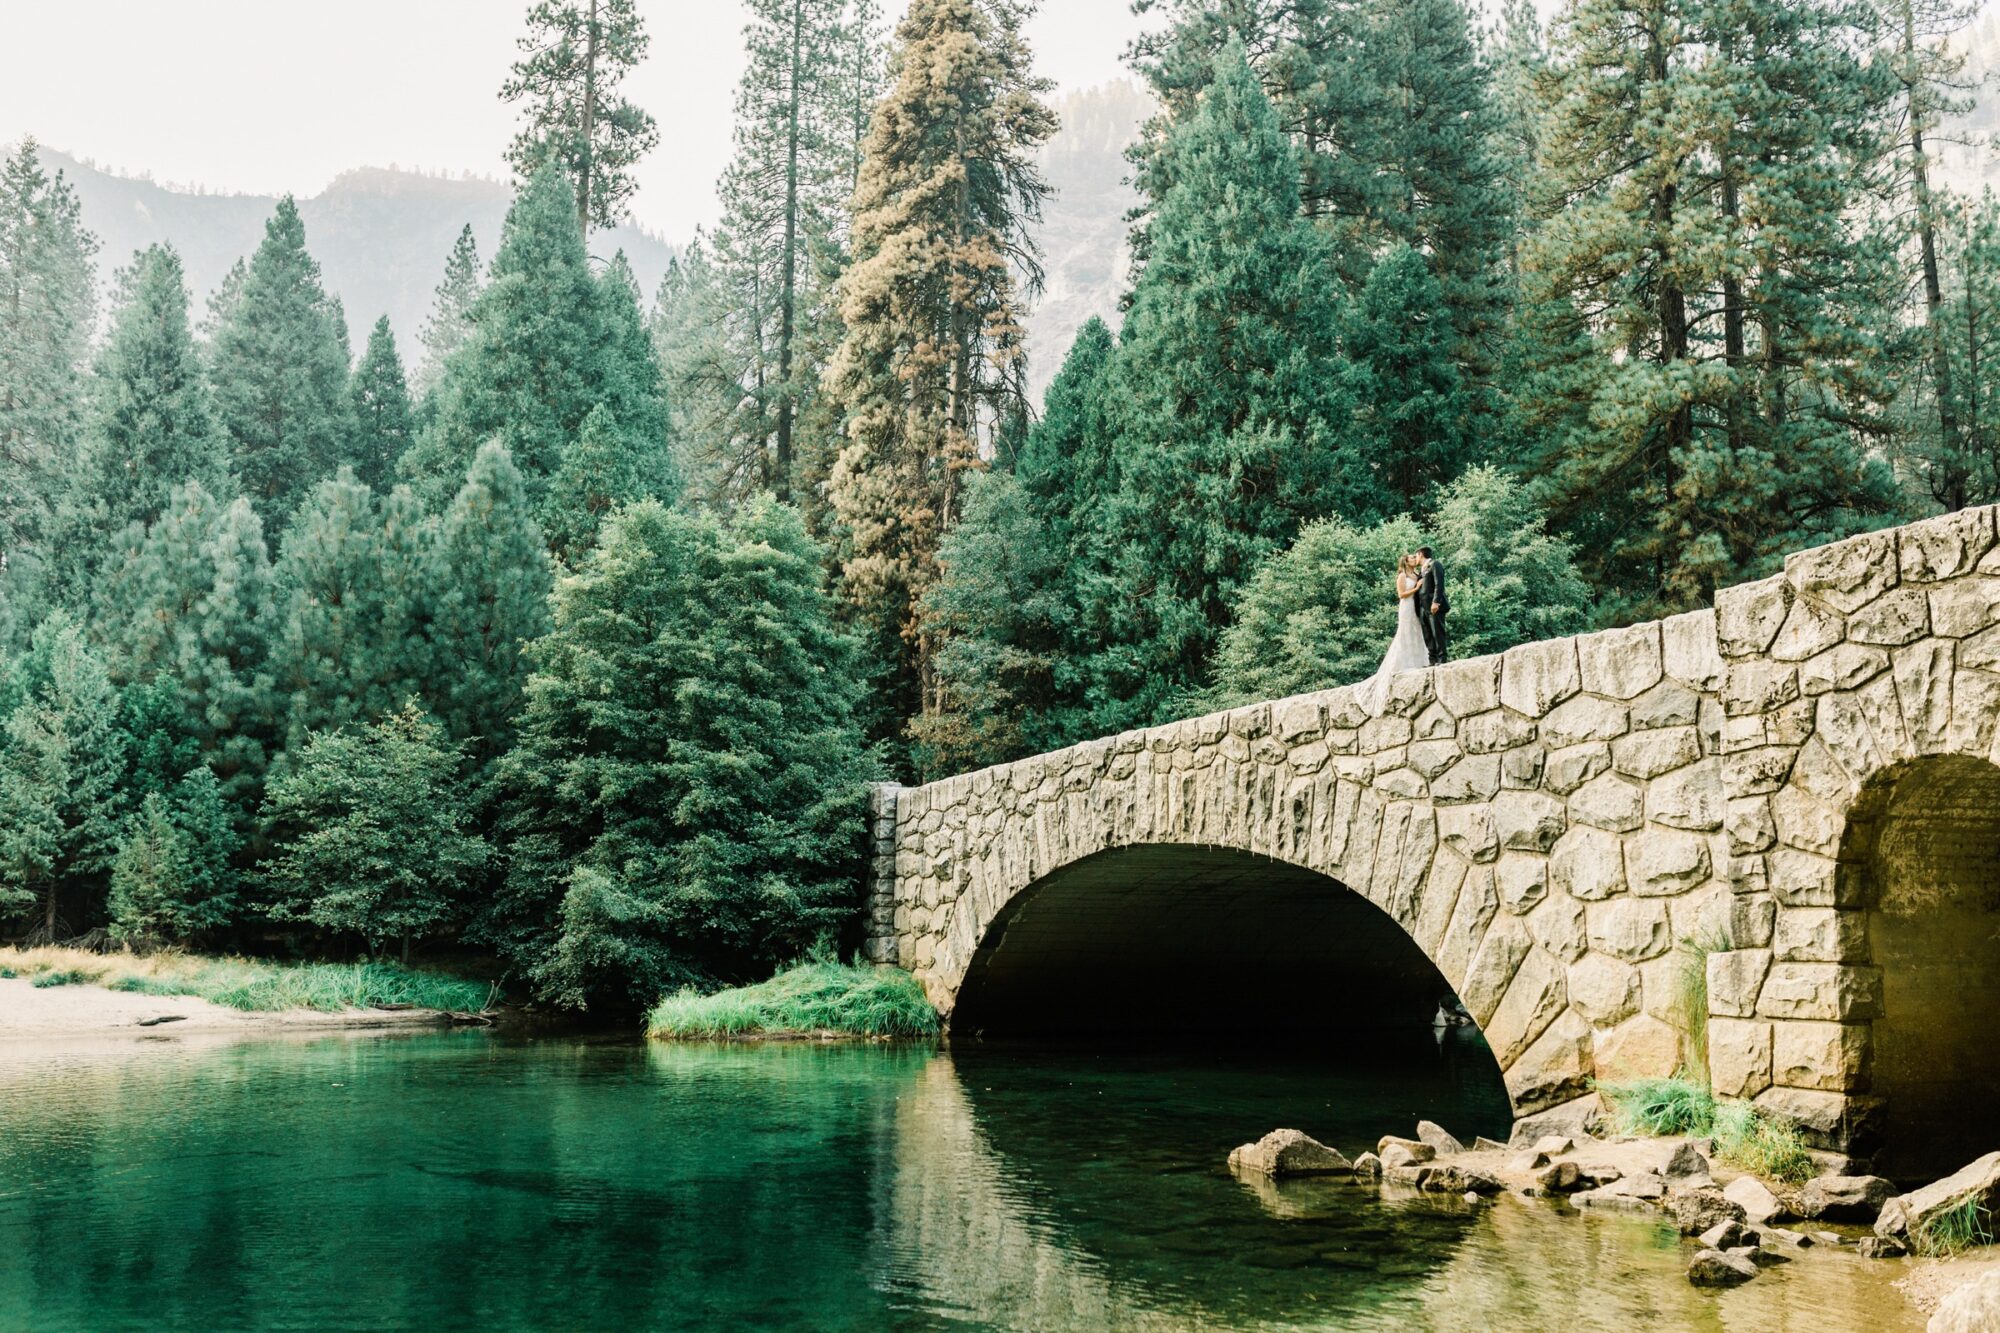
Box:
774, 0, 805, 502
578, 0, 601, 232
401, 933, 411, 966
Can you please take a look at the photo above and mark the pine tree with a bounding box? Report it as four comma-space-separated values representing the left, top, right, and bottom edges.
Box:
492, 498, 869, 1009
650, 238, 750, 503
81, 245, 229, 529
0, 140, 97, 564
425, 441, 552, 784
347, 316, 413, 492
262, 703, 488, 959
824, 0, 1055, 751
1519, 0, 1900, 612
1336, 243, 1476, 521
1093, 43, 1348, 729
209, 197, 356, 523
501, 0, 660, 230
107, 767, 239, 945
415, 225, 482, 398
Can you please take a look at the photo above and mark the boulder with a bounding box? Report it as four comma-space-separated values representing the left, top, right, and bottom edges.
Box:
1857, 1235, 1908, 1259
1699, 1220, 1759, 1250
1724, 1174, 1788, 1224
1378, 1136, 1438, 1163
1416, 1120, 1466, 1156
1728, 1244, 1787, 1268
1380, 1142, 1434, 1171
1668, 1186, 1747, 1236
1765, 1227, 1814, 1248
1876, 1152, 2000, 1240
1422, 1164, 1504, 1195
1663, 1143, 1713, 1181
1536, 1161, 1585, 1194
1685, 1249, 1759, 1287
1812, 1231, 1846, 1247
1386, 1165, 1430, 1187
1352, 1151, 1383, 1181
1795, 1174, 1895, 1223
1572, 1173, 1667, 1211
1510, 1150, 1551, 1173
1471, 1137, 1510, 1153
1533, 1135, 1576, 1157
1507, 1095, 1601, 1149
1227, 1129, 1353, 1178
1930, 1271, 2000, 1333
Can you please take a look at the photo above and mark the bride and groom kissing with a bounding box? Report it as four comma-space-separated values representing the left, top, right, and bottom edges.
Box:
1359, 547, 1449, 713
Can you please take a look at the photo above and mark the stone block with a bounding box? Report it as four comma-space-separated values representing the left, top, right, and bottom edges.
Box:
1723, 746, 1796, 796
1595, 1013, 1682, 1081
1611, 726, 1701, 780
1772, 1021, 1871, 1093
1707, 949, 1772, 1017
1528, 892, 1588, 963
1632, 678, 1702, 730
1414, 702, 1456, 740
1646, 760, 1725, 832
1723, 661, 1801, 716
1799, 642, 1891, 695
1496, 852, 1547, 914
1437, 804, 1499, 865
1786, 529, 1898, 613
1483, 946, 1569, 1066
1897, 505, 1996, 582
1272, 697, 1325, 743
1756, 962, 1882, 1021
1502, 744, 1546, 788
1717, 575, 1792, 657
1769, 596, 1847, 662
1407, 739, 1462, 779
1626, 830, 1711, 897
1358, 714, 1413, 752
1567, 953, 1641, 1026
1501, 638, 1581, 718
1546, 742, 1612, 795
1846, 588, 1929, 646
1926, 575, 2000, 638
1948, 665, 2000, 755
1753, 1087, 1869, 1145
1433, 655, 1503, 717
1587, 898, 1672, 962
1492, 789, 1567, 853
1772, 907, 1867, 964
1460, 914, 1533, 1025
1228, 1128, 1353, 1177
1460, 710, 1536, 755
1503, 1009, 1594, 1113
1578, 622, 1665, 700
1769, 786, 1842, 857
1542, 694, 1632, 748
1431, 753, 1503, 804
1729, 894, 1776, 949
1570, 773, 1645, 832
1549, 825, 1627, 901
1664, 609, 1728, 689
1767, 847, 1844, 907
1892, 639, 1954, 754
1708, 1018, 1774, 1098
1726, 797, 1776, 856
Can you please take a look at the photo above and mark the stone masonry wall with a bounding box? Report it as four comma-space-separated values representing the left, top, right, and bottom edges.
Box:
865, 506, 2000, 1135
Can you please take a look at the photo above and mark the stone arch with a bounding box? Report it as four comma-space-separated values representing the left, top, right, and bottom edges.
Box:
1838, 756, 2000, 1178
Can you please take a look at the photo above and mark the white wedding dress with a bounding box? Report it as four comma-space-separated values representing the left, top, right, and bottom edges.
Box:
1358, 579, 1432, 714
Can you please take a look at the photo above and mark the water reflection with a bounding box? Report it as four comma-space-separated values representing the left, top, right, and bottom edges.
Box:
0, 1030, 1929, 1331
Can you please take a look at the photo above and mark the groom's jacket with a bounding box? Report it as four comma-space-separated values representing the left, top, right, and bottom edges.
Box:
1422, 561, 1449, 614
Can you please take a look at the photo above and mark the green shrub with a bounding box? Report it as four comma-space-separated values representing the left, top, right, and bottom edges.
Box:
1600, 1077, 1718, 1137
1912, 1194, 1997, 1257
1713, 1101, 1815, 1183
31, 969, 89, 988
648, 960, 940, 1040
1599, 1077, 1815, 1183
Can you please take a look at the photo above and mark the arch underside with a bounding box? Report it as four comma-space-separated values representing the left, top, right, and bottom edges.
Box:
949, 845, 1477, 1044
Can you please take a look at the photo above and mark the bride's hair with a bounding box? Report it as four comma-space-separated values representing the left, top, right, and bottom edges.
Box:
1397, 553, 1419, 575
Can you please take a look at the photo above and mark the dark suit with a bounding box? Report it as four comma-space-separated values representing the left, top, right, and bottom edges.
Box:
1418, 559, 1449, 665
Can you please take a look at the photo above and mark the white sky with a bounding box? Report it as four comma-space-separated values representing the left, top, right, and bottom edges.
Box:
0, 0, 1146, 243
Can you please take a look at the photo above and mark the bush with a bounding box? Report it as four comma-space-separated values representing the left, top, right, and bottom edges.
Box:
1600, 1076, 1718, 1137
1, 945, 492, 1013
31, 968, 87, 988
1598, 1076, 1815, 1183
1712, 1101, 1815, 1184
647, 958, 939, 1040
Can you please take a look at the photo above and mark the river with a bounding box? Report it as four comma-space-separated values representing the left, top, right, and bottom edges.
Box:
0, 1029, 1923, 1330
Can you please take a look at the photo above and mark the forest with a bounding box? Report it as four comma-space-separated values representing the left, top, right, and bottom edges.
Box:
0, 0, 1993, 1012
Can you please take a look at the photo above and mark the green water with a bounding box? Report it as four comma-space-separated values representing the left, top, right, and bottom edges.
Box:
0, 1030, 1921, 1330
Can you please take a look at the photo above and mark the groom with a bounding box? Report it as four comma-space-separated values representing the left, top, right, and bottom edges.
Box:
1417, 547, 1449, 666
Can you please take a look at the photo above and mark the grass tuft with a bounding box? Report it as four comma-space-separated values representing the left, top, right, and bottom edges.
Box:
1712, 1100, 1815, 1183
1600, 1076, 1718, 1136
1597, 1075, 1815, 1183
1912, 1194, 1997, 1258
647, 959, 940, 1040
1, 946, 492, 1013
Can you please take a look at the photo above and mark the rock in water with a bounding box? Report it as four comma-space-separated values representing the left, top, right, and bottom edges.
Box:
1698, 1220, 1758, 1250
1668, 1186, 1747, 1236
1352, 1152, 1383, 1181
1930, 1270, 2000, 1333
1857, 1235, 1909, 1259
1536, 1161, 1585, 1194
1686, 1249, 1759, 1287
1422, 1165, 1503, 1195
1378, 1135, 1438, 1163
1876, 1152, 2000, 1240
1724, 1175, 1787, 1224
1417, 1120, 1466, 1156
1228, 1129, 1353, 1178
1796, 1174, 1895, 1223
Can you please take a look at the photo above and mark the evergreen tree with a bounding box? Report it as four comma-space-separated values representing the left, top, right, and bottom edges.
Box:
269, 471, 432, 756
0, 140, 97, 565
415, 224, 482, 398
824, 0, 1055, 752
209, 197, 355, 523
1212, 467, 1590, 704
0, 613, 129, 936
80, 245, 229, 531
93, 484, 278, 817
1519, 0, 1900, 612
501, 0, 660, 230
1336, 243, 1476, 521
1092, 43, 1348, 729
1919, 191, 2000, 508
347, 316, 413, 491
492, 499, 869, 1010
262, 703, 488, 959
107, 766, 239, 945
650, 238, 751, 503
425, 441, 552, 784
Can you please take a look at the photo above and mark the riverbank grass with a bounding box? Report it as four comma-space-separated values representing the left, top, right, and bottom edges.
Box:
0, 946, 493, 1013
1598, 1076, 1815, 1183
647, 959, 939, 1040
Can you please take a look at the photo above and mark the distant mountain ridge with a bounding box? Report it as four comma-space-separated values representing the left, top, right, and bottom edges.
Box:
42, 150, 679, 360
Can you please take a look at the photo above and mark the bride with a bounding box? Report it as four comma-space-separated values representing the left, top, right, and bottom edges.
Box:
1358, 553, 1433, 714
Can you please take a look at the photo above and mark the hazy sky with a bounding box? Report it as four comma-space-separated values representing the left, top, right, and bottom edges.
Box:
0, 1, 1147, 243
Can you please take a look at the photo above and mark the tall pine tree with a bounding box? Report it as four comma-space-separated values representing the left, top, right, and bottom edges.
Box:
415, 225, 482, 398
347, 315, 414, 491
500, 0, 659, 230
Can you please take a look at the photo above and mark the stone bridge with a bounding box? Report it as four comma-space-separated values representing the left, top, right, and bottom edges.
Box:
863, 508, 2000, 1169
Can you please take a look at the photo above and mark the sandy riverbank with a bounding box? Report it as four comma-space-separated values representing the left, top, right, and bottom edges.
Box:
0, 975, 463, 1041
